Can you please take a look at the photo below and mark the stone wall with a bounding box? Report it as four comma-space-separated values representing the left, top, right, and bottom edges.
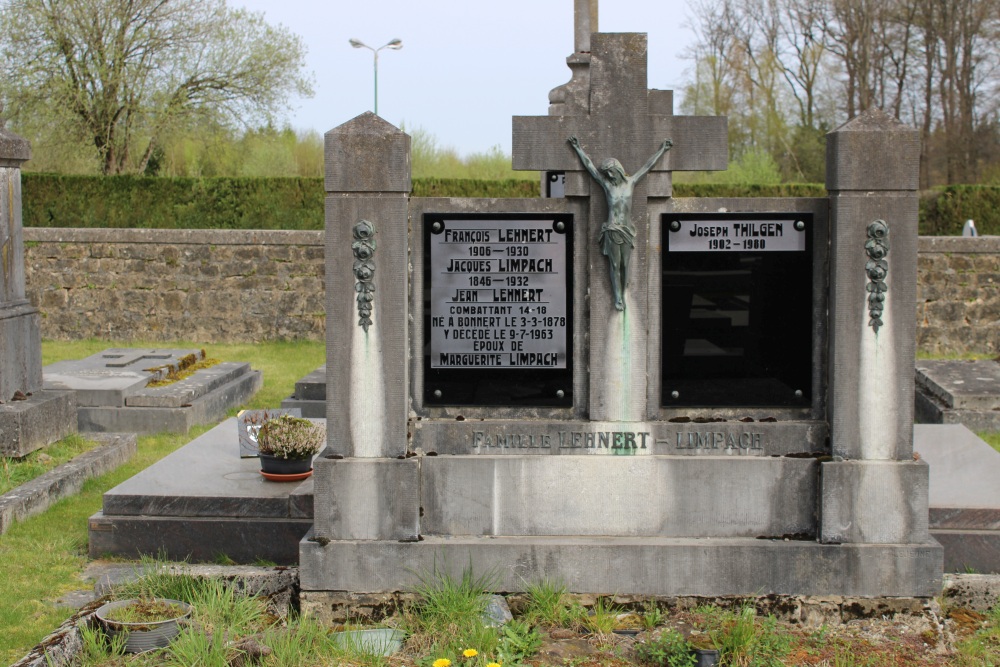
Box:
22, 229, 998, 352
24, 228, 324, 342
918, 236, 1000, 356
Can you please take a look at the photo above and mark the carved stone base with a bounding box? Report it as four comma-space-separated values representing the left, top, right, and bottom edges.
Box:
300, 534, 943, 597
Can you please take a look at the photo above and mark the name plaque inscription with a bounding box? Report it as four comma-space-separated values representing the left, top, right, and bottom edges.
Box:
424, 213, 573, 407
667, 219, 806, 253
661, 212, 814, 408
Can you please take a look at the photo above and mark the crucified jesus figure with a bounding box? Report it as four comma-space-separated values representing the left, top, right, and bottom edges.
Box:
568, 136, 673, 310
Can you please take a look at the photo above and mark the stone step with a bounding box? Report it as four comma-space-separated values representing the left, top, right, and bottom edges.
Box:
299, 534, 943, 597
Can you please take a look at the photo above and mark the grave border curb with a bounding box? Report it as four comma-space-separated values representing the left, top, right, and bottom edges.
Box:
0, 432, 137, 535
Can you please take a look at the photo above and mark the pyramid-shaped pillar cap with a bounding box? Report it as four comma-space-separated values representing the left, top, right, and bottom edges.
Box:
827, 108, 920, 191
325, 112, 411, 193
0, 128, 31, 165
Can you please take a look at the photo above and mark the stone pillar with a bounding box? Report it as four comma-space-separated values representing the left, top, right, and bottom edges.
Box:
0, 129, 76, 456
312, 112, 419, 543
322, 111, 410, 459
0, 129, 40, 401
821, 108, 928, 545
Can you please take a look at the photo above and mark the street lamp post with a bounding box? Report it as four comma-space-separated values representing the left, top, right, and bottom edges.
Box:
349, 38, 403, 116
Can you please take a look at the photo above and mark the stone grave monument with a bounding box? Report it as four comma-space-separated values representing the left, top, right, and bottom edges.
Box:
299, 6, 942, 605
0, 128, 75, 456
44, 348, 262, 434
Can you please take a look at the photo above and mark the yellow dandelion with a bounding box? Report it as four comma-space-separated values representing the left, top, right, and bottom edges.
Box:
433, 660, 452, 667
487, 663, 502, 667
462, 649, 478, 658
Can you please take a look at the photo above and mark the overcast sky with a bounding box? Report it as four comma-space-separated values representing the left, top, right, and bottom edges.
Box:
231, 1, 697, 157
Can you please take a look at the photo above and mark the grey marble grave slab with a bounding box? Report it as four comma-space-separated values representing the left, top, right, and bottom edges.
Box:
280, 366, 326, 418
917, 423, 1000, 573
101, 417, 317, 518
90, 418, 317, 564
915, 360, 1000, 431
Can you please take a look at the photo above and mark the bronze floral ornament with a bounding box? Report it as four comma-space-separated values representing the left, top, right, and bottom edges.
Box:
352, 220, 376, 331
865, 219, 890, 333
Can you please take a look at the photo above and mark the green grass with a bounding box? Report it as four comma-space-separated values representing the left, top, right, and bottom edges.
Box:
977, 431, 1000, 455
0, 338, 324, 665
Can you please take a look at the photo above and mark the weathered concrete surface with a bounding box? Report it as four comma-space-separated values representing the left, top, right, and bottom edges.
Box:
0, 432, 134, 535
819, 460, 930, 544
44, 354, 153, 407
0, 300, 42, 400
942, 573, 1000, 612
312, 457, 419, 540
325, 114, 409, 459
419, 455, 817, 538
0, 389, 75, 457
300, 535, 943, 597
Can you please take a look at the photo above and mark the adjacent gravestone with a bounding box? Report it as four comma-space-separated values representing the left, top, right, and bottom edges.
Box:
915, 359, 1000, 431
0, 128, 76, 456
300, 15, 941, 602
280, 366, 326, 418
44, 349, 261, 433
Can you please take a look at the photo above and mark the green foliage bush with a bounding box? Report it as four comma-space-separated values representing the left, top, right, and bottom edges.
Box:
23, 174, 325, 230
21, 173, 838, 231
920, 186, 1000, 235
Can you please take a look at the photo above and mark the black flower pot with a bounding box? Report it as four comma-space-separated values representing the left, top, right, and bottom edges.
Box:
258, 453, 312, 475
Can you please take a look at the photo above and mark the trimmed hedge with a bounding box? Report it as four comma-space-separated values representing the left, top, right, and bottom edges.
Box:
920, 186, 1000, 236
23, 174, 325, 230
22, 174, 834, 230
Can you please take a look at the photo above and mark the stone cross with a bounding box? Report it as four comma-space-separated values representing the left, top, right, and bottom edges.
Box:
513, 32, 728, 421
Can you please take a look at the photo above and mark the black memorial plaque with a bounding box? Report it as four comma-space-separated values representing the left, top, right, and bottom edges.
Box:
424, 213, 573, 407
661, 212, 813, 407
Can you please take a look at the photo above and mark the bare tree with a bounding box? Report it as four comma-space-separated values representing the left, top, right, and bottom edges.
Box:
0, 0, 314, 174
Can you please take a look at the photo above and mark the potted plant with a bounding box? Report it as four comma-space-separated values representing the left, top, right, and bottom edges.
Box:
251, 413, 325, 478
95, 597, 192, 653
